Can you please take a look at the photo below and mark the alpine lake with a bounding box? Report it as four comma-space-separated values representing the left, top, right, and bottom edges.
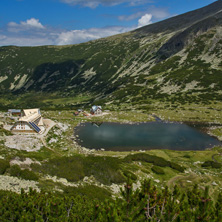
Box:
74, 120, 222, 151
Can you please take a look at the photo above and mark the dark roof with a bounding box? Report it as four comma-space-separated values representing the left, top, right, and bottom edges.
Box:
8, 109, 21, 113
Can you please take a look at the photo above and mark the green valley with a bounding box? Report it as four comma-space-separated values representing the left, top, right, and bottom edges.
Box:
0, 1, 222, 221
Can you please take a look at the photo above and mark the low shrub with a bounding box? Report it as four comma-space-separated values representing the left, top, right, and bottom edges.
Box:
124, 153, 185, 172
170, 162, 185, 172
63, 185, 111, 201
32, 155, 125, 185
84, 156, 125, 185
202, 161, 222, 169
0, 159, 10, 174
151, 166, 165, 175
9, 165, 39, 181
9, 165, 21, 177
183, 154, 191, 158
211, 162, 222, 169
123, 170, 137, 181
124, 153, 170, 167
20, 169, 39, 181
202, 161, 213, 168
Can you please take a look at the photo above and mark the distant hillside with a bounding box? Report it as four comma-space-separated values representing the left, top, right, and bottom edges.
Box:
0, 0, 222, 109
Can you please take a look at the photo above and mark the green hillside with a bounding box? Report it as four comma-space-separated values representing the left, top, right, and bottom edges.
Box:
0, 1, 222, 109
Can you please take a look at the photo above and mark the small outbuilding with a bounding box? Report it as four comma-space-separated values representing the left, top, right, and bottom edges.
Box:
8, 109, 21, 116
11, 108, 45, 134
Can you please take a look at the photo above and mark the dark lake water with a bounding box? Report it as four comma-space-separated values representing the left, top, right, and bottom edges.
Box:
74, 122, 221, 151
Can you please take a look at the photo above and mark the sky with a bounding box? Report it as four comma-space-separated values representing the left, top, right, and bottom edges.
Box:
0, 0, 216, 46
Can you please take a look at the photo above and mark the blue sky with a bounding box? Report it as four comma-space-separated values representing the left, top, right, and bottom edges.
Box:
0, 0, 216, 46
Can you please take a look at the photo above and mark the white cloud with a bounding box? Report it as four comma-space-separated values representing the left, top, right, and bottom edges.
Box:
118, 6, 170, 22
129, 0, 152, 6
0, 3, 172, 47
0, 8, 170, 47
22, 18, 45, 29
2, 11, 165, 47
56, 26, 134, 45
0, 35, 53, 46
60, 0, 152, 8
8, 18, 45, 33
118, 12, 144, 21
138, 14, 152, 27
2, 18, 57, 46
56, 30, 97, 45
1, 19, 134, 46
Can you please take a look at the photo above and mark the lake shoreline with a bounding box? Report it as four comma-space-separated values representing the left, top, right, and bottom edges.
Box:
74, 120, 222, 152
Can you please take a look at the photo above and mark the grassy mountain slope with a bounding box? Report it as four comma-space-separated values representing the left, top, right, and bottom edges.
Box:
0, 1, 222, 109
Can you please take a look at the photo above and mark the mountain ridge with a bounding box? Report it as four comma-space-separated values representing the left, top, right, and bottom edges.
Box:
134, 0, 222, 35
0, 1, 222, 108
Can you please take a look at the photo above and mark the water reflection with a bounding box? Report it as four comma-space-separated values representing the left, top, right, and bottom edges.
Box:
91, 122, 103, 127
74, 122, 221, 151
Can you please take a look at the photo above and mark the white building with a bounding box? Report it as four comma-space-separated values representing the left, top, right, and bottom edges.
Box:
11, 109, 44, 134
90, 105, 102, 115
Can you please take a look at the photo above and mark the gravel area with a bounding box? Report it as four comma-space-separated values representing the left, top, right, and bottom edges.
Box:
5, 134, 43, 151
0, 175, 40, 193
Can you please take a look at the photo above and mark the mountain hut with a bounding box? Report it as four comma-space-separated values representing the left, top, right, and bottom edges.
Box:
11, 108, 45, 134
90, 105, 102, 115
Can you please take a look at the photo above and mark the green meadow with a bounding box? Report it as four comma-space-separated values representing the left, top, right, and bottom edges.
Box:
1, 102, 222, 201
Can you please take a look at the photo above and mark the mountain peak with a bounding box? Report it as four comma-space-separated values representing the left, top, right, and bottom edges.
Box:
133, 0, 222, 35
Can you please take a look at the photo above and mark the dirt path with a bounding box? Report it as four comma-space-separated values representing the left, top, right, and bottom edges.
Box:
37, 119, 62, 155
37, 118, 56, 150
38, 119, 56, 138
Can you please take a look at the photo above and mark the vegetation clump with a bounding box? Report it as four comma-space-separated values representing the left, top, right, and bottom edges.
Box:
170, 162, 185, 172
124, 153, 185, 172
201, 160, 222, 169
9, 165, 39, 181
124, 153, 169, 166
183, 154, 191, 158
0, 159, 10, 175
151, 165, 165, 175
0, 180, 221, 221
63, 185, 111, 201
122, 170, 137, 181
0, 126, 13, 136
31, 155, 125, 185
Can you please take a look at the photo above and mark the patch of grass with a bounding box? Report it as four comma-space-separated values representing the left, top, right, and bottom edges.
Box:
210, 127, 222, 139
0, 92, 92, 111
